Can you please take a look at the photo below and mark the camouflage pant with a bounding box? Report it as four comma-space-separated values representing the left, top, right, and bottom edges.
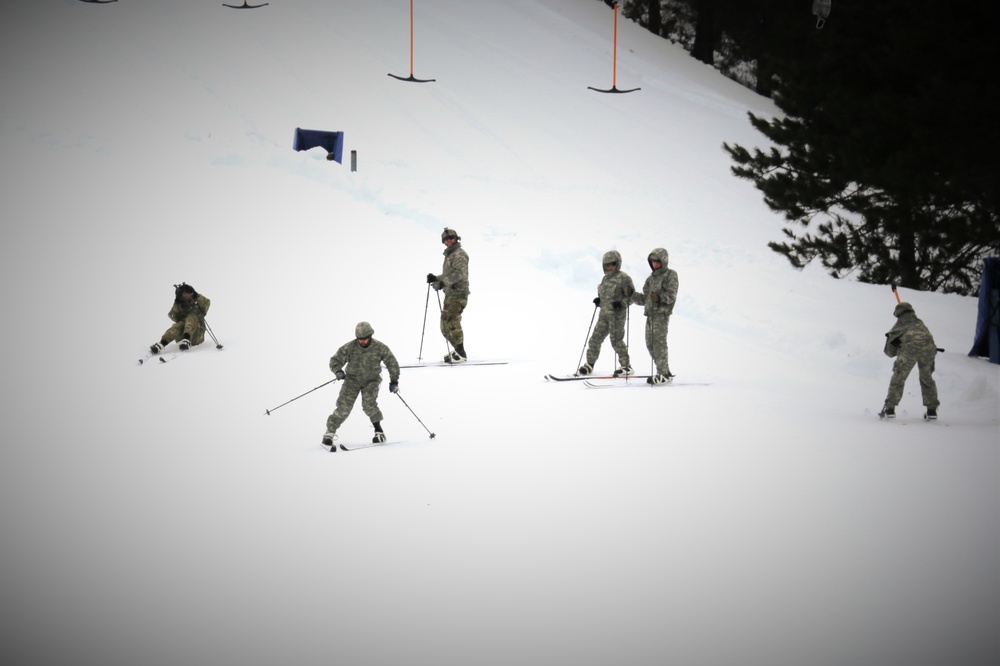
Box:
440, 294, 468, 347
161, 315, 205, 346
326, 378, 383, 433
644, 313, 671, 376
885, 347, 939, 409
586, 311, 629, 367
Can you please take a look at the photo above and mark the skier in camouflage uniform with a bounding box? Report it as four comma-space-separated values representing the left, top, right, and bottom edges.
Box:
149, 283, 211, 354
427, 227, 470, 363
879, 302, 940, 420
322, 321, 401, 449
578, 250, 635, 376
631, 247, 679, 383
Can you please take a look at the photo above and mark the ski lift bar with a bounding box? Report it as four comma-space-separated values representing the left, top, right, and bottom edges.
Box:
812, 0, 831, 29
388, 0, 436, 83
589, 2, 639, 93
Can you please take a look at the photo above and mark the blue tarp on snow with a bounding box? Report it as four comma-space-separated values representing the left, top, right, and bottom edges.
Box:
968, 256, 1000, 364
293, 128, 343, 163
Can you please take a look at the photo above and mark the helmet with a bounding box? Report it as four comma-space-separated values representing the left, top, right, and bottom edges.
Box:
441, 227, 460, 243
355, 321, 374, 339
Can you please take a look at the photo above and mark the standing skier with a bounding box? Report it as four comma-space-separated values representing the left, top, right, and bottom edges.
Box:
323, 322, 401, 450
631, 247, 679, 383
427, 227, 470, 363
149, 283, 211, 354
879, 302, 940, 420
578, 250, 635, 376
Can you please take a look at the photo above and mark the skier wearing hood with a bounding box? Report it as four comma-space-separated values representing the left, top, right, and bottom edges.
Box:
879, 302, 940, 420
322, 321, 401, 450
631, 248, 679, 383
578, 250, 636, 376
149, 282, 211, 355
427, 227, 470, 363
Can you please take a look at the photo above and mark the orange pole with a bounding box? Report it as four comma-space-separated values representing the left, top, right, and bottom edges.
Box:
409, 0, 415, 75
612, 2, 619, 87
892, 285, 901, 304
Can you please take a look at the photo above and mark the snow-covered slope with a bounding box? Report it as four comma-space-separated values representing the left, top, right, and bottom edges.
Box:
1, 2, 997, 665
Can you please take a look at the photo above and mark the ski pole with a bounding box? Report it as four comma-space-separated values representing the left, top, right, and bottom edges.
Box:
576, 304, 598, 373
418, 282, 431, 361
395, 390, 436, 438
264, 378, 339, 415
196, 302, 224, 349
436, 288, 453, 357
892, 285, 943, 351
625, 303, 631, 361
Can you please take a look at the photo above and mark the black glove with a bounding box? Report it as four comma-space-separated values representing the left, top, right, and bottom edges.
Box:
891, 338, 901, 348
593, 297, 601, 306
335, 370, 346, 380
612, 301, 622, 311
389, 382, 399, 393
427, 273, 437, 284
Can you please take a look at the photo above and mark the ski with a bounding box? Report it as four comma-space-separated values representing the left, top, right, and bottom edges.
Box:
338, 440, 393, 451
546, 374, 643, 381
401, 360, 507, 368
157, 352, 182, 364
583, 378, 711, 388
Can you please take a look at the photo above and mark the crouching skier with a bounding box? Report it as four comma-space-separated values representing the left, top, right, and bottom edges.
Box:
322, 322, 401, 451
149, 282, 211, 354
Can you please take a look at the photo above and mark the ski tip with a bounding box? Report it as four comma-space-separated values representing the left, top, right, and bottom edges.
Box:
430, 433, 436, 439
159, 357, 167, 363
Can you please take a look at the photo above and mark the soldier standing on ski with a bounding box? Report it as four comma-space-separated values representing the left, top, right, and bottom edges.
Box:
149, 282, 211, 355
879, 302, 940, 420
427, 227, 470, 363
578, 250, 635, 376
323, 321, 401, 450
631, 247, 679, 383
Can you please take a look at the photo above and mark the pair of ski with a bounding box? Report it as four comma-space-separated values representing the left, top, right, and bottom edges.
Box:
867, 408, 945, 424
545, 373, 711, 388
138, 350, 182, 365
324, 435, 427, 452
324, 439, 395, 452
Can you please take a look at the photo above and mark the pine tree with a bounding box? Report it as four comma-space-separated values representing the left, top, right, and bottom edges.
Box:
723, 0, 1000, 295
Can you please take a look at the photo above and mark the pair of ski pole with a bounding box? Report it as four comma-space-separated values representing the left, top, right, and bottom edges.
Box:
263, 377, 436, 439
418, 282, 457, 361
890, 284, 945, 353
575, 301, 631, 373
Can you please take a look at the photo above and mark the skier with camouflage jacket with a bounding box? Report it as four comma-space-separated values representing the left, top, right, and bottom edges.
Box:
427, 227, 470, 362
149, 283, 211, 355
579, 250, 636, 376
631, 247, 679, 383
879, 302, 940, 420
322, 321, 401, 450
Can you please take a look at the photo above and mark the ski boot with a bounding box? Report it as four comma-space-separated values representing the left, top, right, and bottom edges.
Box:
322, 432, 338, 451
